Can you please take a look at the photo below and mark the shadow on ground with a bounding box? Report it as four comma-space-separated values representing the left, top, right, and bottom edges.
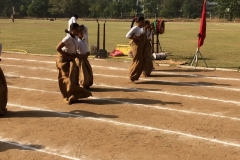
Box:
2, 110, 118, 119
0, 141, 44, 152
136, 80, 231, 87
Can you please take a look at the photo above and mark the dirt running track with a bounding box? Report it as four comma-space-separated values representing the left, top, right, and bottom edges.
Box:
1, 53, 240, 160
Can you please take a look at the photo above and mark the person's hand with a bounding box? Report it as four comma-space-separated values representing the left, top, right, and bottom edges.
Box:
133, 36, 142, 41
64, 54, 75, 61
77, 54, 87, 59
85, 52, 90, 58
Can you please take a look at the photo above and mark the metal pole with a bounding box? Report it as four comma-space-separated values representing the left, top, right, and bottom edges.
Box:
97, 19, 100, 52
152, 33, 154, 53
103, 21, 106, 50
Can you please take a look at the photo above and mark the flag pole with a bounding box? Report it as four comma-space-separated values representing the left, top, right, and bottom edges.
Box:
189, 0, 208, 68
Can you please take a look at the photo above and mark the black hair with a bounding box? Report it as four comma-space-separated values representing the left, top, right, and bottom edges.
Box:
131, 16, 145, 28
65, 23, 80, 37
73, 14, 78, 19
145, 20, 150, 26
79, 25, 85, 30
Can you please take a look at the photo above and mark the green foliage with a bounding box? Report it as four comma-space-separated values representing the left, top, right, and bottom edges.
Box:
182, 0, 202, 19
0, 0, 239, 20
27, 0, 49, 17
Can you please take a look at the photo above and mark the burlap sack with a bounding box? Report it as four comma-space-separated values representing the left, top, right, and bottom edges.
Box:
0, 67, 8, 115
76, 58, 93, 88
128, 34, 147, 81
56, 54, 92, 103
142, 39, 153, 77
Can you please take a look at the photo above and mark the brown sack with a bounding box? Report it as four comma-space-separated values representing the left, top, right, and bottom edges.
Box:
0, 67, 8, 115
142, 40, 153, 77
56, 54, 92, 103
76, 58, 93, 88
128, 34, 147, 81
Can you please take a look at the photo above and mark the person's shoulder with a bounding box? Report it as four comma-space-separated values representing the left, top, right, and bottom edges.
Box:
62, 35, 71, 41
68, 17, 74, 21
131, 26, 140, 31
78, 39, 84, 44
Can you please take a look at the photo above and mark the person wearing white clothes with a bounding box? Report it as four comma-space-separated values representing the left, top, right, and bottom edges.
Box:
141, 20, 153, 77
126, 25, 144, 39
76, 26, 93, 89
68, 15, 78, 32
82, 25, 89, 48
126, 16, 147, 82
56, 23, 92, 104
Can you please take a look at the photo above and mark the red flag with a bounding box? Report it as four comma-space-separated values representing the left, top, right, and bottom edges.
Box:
198, 0, 206, 48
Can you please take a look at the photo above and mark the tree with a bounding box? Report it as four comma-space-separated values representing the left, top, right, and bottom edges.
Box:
161, 0, 183, 18
182, 0, 202, 18
143, 0, 161, 17
27, 0, 49, 17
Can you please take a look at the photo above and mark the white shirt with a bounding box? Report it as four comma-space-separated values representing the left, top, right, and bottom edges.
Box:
146, 30, 152, 40
126, 26, 144, 38
68, 17, 77, 31
77, 38, 89, 54
82, 25, 89, 48
61, 35, 79, 54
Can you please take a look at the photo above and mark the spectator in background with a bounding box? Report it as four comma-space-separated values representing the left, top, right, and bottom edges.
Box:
68, 15, 89, 49
68, 15, 78, 32
11, 14, 14, 23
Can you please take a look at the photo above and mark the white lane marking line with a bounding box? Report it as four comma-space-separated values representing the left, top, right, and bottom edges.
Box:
0, 64, 56, 72
6, 74, 240, 106
92, 65, 127, 71
94, 73, 240, 92
151, 71, 240, 82
95, 83, 240, 106
8, 85, 240, 122
9, 86, 59, 93
2, 57, 240, 82
2, 63, 240, 92
7, 103, 240, 149
1, 57, 55, 64
0, 137, 80, 160
92, 65, 240, 82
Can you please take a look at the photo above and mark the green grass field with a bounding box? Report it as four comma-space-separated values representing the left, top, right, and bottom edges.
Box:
0, 19, 240, 69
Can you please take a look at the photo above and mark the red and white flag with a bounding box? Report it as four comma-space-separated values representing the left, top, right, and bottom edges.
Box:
198, 0, 206, 48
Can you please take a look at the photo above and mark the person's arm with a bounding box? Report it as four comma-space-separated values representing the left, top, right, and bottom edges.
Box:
76, 41, 88, 59
126, 27, 142, 41
72, 17, 77, 23
56, 42, 74, 60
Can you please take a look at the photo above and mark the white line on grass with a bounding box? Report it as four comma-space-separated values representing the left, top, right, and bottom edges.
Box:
8, 85, 240, 122
7, 103, 240, 149
2, 57, 240, 82
0, 137, 81, 160
5, 74, 240, 106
